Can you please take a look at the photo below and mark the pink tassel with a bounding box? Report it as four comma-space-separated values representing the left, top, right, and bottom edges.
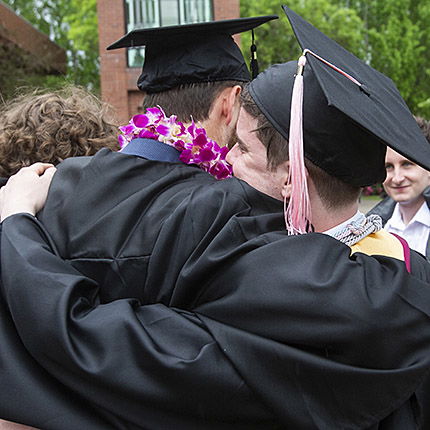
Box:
285, 55, 312, 235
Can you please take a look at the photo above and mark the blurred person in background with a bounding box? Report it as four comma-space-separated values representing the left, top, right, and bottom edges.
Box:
369, 116, 430, 259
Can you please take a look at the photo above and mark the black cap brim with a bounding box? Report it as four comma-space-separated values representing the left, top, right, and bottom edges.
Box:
107, 15, 278, 50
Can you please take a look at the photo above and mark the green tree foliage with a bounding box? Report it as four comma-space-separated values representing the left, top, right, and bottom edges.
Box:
2, 0, 99, 92
241, 0, 430, 117
66, 0, 99, 90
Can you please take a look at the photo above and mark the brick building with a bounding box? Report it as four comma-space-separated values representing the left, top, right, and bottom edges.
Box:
0, 1, 66, 99
97, 0, 240, 124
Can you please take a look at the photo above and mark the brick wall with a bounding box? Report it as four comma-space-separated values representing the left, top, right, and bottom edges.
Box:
98, 0, 129, 124
213, 0, 239, 21
98, 0, 240, 124
0, 2, 66, 74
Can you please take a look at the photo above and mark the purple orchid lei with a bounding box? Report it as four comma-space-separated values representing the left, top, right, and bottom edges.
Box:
118, 106, 232, 180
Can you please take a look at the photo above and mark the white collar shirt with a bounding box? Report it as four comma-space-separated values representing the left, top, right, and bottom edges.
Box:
323, 211, 363, 238
384, 202, 430, 255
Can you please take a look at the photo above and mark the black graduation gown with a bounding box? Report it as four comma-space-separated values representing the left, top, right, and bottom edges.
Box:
2, 207, 430, 428
0, 282, 119, 429
0, 148, 285, 429
0, 160, 131, 428
35, 148, 285, 305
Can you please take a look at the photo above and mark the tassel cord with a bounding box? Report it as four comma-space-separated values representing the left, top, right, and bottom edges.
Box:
285, 55, 312, 235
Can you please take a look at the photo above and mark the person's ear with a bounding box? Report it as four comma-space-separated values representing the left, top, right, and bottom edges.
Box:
223, 85, 242, 126
280, 161, 291, 200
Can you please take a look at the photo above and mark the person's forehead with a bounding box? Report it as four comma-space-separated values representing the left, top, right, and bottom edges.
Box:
236, 108, 267, 153
386, 147, 430, 174
385, 147, 410, 163
237, 109, 258, 141
237, 107, 255, 128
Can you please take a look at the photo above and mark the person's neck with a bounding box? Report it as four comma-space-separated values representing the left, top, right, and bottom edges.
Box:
398, 196, 425, 225
311, 198, 359, 233
201, 118, 224, 147
182, 119, 220, 145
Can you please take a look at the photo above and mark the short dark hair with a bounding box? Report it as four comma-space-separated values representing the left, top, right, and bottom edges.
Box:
305, 159, 362, 210
240, 85, 288, 170
241, 84, 361, 209
0, 86, 119, 178
142, 80, 244, 123
415, 116, 430, 143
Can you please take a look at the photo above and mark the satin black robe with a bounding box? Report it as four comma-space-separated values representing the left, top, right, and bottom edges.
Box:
0, 149, 285, 428
1, 148, 430, 428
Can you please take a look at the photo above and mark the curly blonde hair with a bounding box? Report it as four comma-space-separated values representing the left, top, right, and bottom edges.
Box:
0, 86, 120, 178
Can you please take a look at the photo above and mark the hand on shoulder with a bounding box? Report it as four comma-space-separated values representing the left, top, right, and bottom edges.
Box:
0, 163, 57, 222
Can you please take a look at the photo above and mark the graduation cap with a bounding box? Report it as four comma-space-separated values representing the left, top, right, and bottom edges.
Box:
248, 5, 430, 234
107, 16, 278, 94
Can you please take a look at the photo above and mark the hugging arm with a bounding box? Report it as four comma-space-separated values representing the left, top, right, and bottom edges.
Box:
0, 214, 272, 428
0, 163, 56, 222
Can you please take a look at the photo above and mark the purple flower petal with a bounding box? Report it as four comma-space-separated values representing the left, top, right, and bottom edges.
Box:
209, 162, 232, 180
119, 124, 136, 135
118, 134, 128, 148
132, 114, 150, 128
219, 146, 229, 158
211, 141, 222, 151
156, 124, 170, 136
187, 121, 196, 137
179, 149, 193, 164
146, 107, 163, 117
177, 122, 186, 135
194, 133, 207, 147
139, 129, 157, 139
198, 147, 216, 162
173, 139, 185, 151
168, 115, 178, 125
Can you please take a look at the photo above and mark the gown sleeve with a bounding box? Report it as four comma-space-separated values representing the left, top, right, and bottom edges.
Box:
0, 214, 274, 429
3, 212, 430, 429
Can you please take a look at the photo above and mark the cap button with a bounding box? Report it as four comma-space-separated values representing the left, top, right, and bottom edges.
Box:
359, 84, 371, 96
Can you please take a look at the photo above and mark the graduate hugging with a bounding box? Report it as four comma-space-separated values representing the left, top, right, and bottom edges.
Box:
1, 5, 430, 430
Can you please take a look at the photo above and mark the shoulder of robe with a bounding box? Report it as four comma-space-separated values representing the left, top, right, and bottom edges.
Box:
350, 230, 404, 260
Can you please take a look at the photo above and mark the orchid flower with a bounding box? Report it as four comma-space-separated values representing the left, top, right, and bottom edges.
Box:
118, 106, 232, 180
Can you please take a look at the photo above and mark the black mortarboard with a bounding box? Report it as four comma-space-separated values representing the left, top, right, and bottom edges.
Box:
249, 5, 430, 188
107, 16, 278, 94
